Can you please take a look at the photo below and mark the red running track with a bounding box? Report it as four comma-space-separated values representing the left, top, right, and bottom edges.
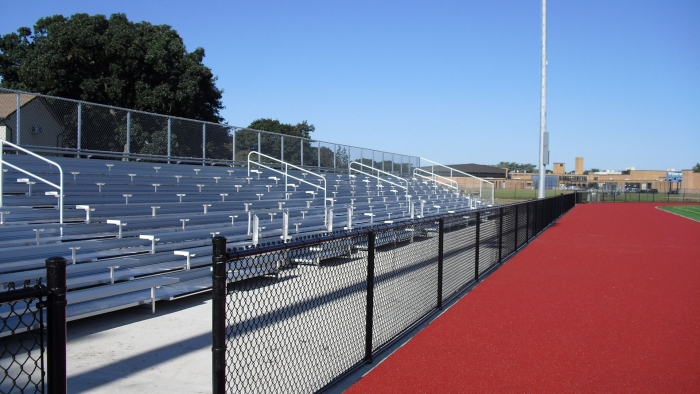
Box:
347, 203, 700, 393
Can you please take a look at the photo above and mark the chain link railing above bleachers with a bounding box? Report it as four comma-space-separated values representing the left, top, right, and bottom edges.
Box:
0, 88, 419, 174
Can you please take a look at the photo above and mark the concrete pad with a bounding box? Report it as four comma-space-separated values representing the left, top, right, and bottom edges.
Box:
66, 292, 212, 393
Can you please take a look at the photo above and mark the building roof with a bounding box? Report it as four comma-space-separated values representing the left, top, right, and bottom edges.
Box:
422, 163, 507, 178
447, 163, 506, 174
0, 94, 37, 119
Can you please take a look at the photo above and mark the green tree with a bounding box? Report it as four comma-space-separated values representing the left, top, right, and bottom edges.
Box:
0, 13, 224, 122
0, 13, 229, 158
693, 163, 700, 173
247, 119, 314, 139
237, 119, 318, 166
495, 162, 537, 173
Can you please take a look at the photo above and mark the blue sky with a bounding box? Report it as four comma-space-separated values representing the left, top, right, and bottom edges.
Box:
4, 0, 699, 171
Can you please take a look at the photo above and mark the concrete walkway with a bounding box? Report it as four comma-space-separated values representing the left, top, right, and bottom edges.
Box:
66, 292, 212, 393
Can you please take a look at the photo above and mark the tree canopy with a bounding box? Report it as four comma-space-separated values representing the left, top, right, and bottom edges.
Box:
693, 163, 700, 173
494, 162, 536, 173
0, 13, 224, 123
247, 118, 315, 139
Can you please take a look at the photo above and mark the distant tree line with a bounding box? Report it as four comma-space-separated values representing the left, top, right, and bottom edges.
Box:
494, 162, 537, 173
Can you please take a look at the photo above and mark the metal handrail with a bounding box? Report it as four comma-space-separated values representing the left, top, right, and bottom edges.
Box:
248, 151, 327, 219
0, 139, 64, 224
348, 161, 408, 194
420, 157, 494, 205
412, 168, 459, 190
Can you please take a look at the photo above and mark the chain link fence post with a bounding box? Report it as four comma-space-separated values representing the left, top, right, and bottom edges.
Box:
437, 218, 444, 309
526, 202, 531, 242
280, 136, 284, 162
212, 236, 227, 394
167, 118, 172, 163
498, 207, 504, 263
514, 204, 519, 251
15, 93, 21, 145
46, 256, 67, 394
202, 124, 207, 163
364, 231, 376, 363
475, 211, 481, 281
232, 128, 236, 163
77, 103, 82, 157
126, 111, 131, 157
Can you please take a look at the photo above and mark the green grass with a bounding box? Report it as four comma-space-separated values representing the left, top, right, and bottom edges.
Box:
658, 205, 700, 222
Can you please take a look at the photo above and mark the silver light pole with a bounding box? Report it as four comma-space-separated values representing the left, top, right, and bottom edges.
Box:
538, 0, 547, 199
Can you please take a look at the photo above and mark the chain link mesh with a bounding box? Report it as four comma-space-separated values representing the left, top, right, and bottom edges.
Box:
371, 221, 438, 351
0, 286, 47, 394
517, 204, 529, 248
442, 214, 477, 301
217, 195, 576, 393
2, 88, 417, 168
478, 208, 500, 275
224, 235, 367, 393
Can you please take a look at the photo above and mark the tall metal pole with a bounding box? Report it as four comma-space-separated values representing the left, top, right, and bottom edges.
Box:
538, 0, 547, 199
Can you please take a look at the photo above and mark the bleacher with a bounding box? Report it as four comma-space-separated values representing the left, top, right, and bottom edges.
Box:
0, 150, 490, 328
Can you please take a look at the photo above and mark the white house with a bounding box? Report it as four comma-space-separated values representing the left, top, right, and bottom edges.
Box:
0, 94, 64, 147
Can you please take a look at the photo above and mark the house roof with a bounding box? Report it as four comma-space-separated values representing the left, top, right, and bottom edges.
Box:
0, 94, 37, 119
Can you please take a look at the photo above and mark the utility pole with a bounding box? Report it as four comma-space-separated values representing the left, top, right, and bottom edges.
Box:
538, 0, 547, 199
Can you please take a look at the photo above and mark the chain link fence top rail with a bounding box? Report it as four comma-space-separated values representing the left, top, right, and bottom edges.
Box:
0, 285, 48, 394
214, 194, 577, 393
0, 88, 418, 173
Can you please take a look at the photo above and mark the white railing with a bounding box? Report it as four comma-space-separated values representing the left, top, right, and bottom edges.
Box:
420, 157, 494, 205
412, 168, 459, 191
348, 161, 408, 194
0, 139, 64, 224
248, 151, 328, 220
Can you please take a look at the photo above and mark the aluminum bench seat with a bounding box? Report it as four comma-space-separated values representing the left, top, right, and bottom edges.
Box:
151, 267, 214, 299
0, 240, 151, 274
292, 238, 353, 266
354, 227, 415, 250
66, 276, 179, 320
0, 257, 146, 290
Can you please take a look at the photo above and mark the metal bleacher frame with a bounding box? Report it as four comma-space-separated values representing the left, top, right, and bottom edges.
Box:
0, 142, 482, 329
420, 157, 495, 205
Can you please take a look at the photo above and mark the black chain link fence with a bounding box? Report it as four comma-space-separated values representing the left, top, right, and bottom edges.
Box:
0, 257, 68, 394
213, 193, 576, 393
0, 285, 48, 393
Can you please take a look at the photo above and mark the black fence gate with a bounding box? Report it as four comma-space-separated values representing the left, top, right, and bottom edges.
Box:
0, 258, 67, 394
212, 193, 576, 393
